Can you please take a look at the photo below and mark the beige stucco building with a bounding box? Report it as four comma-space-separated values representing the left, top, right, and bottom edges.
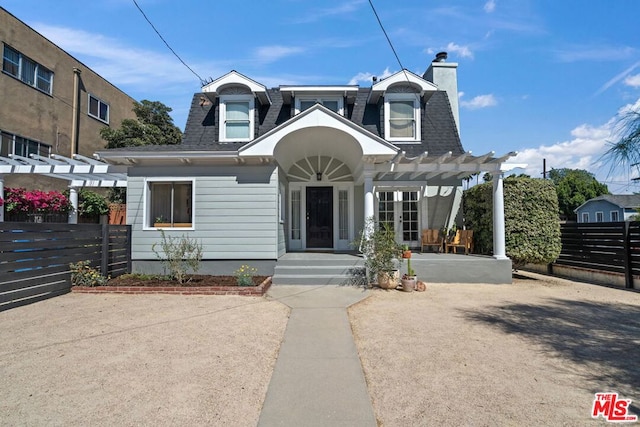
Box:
0, 7, 137, 190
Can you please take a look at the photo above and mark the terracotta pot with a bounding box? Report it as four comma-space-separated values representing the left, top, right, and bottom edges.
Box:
402, 250, 412, 259
377, 270, 400, 289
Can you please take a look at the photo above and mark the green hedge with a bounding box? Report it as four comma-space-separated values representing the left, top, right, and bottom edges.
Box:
464, 176, 561, 267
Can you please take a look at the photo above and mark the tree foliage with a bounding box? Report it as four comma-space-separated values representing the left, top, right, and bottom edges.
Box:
602, 109, 640, 177
464, 176, 562, 267
548, 168, 609, 221
100, 100, 182, 149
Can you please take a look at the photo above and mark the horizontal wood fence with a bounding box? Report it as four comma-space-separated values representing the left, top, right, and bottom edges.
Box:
0, 223, 131, 311
554, 222, 640, 288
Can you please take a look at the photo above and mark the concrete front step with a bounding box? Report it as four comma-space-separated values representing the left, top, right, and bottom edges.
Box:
272, 257, 365, 286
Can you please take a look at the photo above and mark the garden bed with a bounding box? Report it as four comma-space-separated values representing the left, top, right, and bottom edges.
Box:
72, 275, 272, 296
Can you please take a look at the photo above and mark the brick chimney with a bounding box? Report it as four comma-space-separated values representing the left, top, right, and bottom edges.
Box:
423, 52, 460, 134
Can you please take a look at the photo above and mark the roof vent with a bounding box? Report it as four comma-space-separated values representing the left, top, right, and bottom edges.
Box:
434, 51, 448, 62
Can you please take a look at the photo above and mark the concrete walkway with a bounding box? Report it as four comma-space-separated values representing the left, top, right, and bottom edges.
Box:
258, 285, 377, 427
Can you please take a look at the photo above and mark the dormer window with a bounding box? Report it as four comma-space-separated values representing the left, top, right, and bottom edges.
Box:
219, 95, 254, 142
384, 94, 421, 142
296, 97, 343, 115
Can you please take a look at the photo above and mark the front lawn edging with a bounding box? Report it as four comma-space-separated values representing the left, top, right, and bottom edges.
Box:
72, 276, 272, 296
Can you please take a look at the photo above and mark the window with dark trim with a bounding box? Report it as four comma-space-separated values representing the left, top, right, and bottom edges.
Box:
0, 130, 51, 157
2, 45, 53, 94
88, 94, 109, 123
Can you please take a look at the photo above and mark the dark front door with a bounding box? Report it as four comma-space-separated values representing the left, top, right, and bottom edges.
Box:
306, 187, 333, 248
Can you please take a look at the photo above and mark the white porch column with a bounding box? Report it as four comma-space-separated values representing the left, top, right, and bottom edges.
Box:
363, 170, 375, 235
0, 175, 4, 222
492, 172, 507, 259
68, 186, 78, 224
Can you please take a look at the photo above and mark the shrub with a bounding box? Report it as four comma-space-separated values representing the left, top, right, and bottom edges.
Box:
234, 264, 258, 286
152, 230, 203, 284
3, 187, 72, 213
69, 260, 109, 286
464, 176, 561, 268
78, 189, 109, 217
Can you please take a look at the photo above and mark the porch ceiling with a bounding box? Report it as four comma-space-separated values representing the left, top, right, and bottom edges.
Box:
0, 153, 127, 187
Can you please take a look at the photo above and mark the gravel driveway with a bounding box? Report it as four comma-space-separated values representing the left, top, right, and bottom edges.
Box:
0, 294, 289, 426
349, 271, 640, 426
2, 272, 639, 426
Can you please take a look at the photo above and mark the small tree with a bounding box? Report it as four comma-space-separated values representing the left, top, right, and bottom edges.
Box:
464, 176, 561, 268
548, 168, 609, 221
152, 231, 203, 284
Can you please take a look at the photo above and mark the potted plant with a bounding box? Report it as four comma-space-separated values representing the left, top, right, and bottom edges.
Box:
154, 215, 171, 227
401, 254, 417, 292
402, 244, 412, 259
356, 218, 404, 289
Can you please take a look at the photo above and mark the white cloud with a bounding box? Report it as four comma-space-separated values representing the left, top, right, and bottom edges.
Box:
624, 74, 640, 88
460, 94, 497, 109
446, 42, 474, 59
512, 98, 640, 192
348, 68, 394, 85
253, 45, 305, 64
33, 23, 215, 89
595, 61, 640, 95
484, 0, 496, 13
293, 0, 365, 23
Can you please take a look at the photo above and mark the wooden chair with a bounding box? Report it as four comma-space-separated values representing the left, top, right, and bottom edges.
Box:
420, 229, 443, 253
445, 229, 473, 254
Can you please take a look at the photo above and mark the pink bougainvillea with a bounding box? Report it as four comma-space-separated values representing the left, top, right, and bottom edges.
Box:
3, 187, 72, 213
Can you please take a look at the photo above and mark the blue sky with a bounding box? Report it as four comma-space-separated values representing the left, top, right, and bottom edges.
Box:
3, 0, 640, 192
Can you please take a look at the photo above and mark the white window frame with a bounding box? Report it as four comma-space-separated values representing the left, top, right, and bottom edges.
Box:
295, 96, 344, 115
88, 94, 109, 124
384, 93, 421, 143
610, 210, 619, 222
143, 177, 196, 230
596, 211, 604, 223
581, 212, 589, 223
219, 94, 254, 142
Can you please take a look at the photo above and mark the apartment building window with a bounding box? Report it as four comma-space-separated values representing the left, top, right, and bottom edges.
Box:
88, 94, 109, 123
0, 130, 51, 158
2, 45, 53, 94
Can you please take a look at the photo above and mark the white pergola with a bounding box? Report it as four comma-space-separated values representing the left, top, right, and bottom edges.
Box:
360, 150, 525, 260
0, 153, 127, 224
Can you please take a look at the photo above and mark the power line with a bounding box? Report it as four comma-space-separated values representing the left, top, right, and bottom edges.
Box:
367, 0, 418, 102
367, 0, 405, 72
131, 0, 205, 85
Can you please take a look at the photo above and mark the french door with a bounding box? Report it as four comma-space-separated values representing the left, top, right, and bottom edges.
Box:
377, 190, 420, 247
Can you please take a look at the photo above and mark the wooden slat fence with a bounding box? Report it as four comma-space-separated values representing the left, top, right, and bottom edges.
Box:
0, 223, 131, 311
555, 221, 640, 288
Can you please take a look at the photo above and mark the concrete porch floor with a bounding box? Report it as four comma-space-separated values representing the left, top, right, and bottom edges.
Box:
277, 251, 512, 284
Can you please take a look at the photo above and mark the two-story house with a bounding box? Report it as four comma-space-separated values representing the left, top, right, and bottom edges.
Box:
0, 7, 137, 191
97, 53, 516, 279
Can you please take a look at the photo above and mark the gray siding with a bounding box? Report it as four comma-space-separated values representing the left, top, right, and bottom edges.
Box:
127, 165, 280, 260
277, 168, 287, 257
